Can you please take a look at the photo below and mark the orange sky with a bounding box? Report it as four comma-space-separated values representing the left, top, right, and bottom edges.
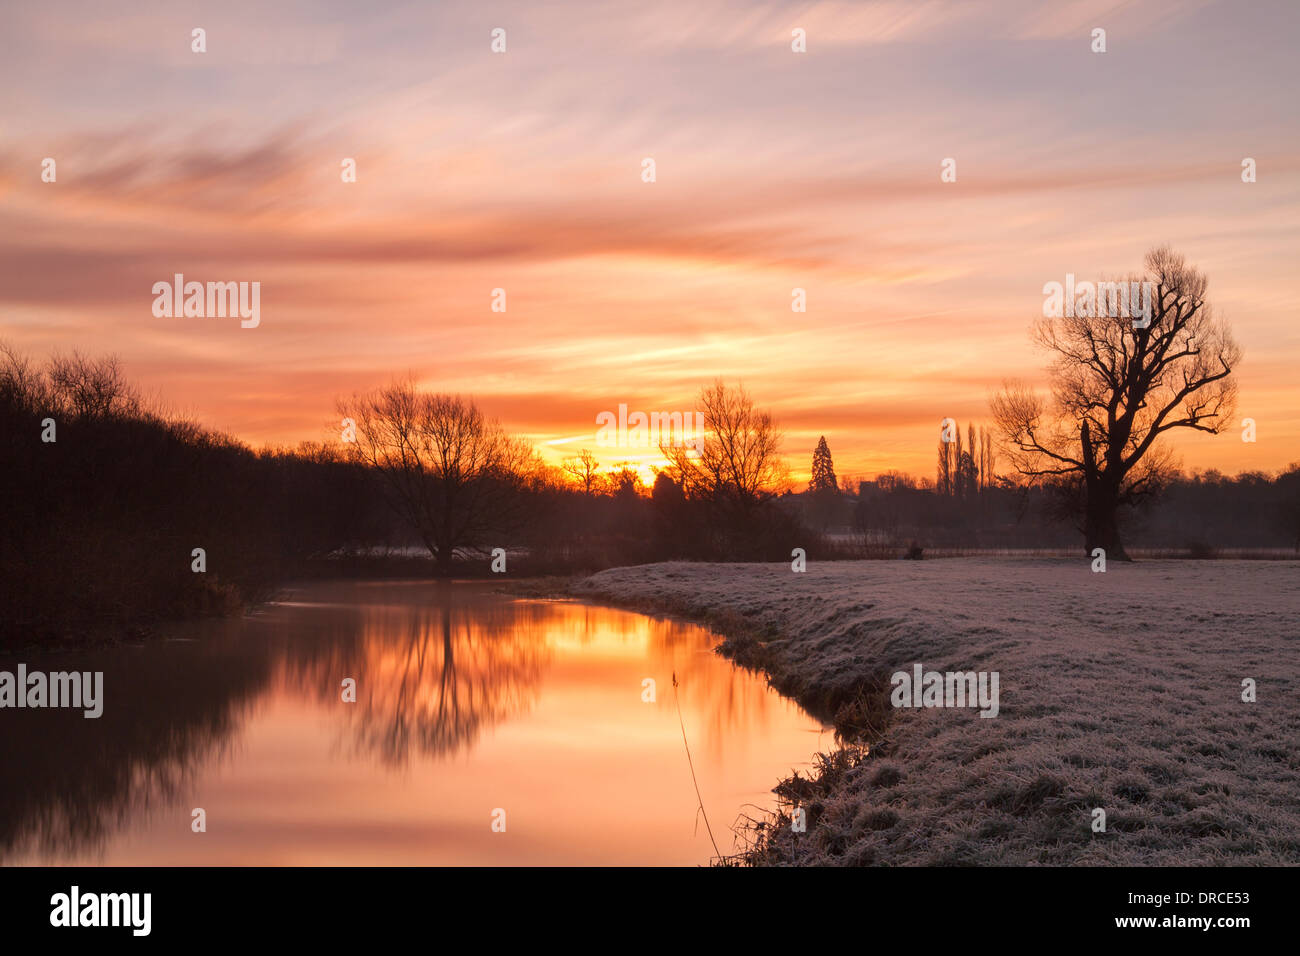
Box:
2, 0, 1298, 484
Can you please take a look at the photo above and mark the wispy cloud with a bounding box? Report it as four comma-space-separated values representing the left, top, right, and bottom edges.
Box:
2, 0, 1298, 479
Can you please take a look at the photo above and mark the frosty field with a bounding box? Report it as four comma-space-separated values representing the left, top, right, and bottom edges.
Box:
574, 558, 1300, 865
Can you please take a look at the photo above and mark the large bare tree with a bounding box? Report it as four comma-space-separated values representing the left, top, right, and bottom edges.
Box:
337, 381, 538, 574
660, 380, 785, 525
992, 247, 1241, 559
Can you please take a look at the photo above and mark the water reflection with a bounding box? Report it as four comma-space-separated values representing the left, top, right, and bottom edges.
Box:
280, 591, 553, 764
1, 582, 828, 865
0, 615, 272, 861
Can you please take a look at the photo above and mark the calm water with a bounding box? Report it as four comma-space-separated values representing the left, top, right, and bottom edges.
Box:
1, 581, 829, 865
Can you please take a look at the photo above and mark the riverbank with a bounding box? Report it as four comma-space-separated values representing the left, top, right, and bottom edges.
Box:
573, 558, 1300, 865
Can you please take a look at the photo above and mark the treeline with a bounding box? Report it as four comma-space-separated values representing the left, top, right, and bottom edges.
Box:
2, 356, 809, 645
5, 345, 1296, 646
852, 474, 1300, 552
337, 377, 802, 572
538, 433, 1300, 559
794, 443, 1300, 553
0, 347, 397, 648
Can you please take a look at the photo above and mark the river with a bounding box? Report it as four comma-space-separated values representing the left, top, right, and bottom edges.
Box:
1, 581, 830, 865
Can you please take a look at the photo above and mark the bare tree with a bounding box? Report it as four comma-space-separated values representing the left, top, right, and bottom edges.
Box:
936, 431, 952, 497
46, 351, 139, 419
981, 427, 996, 492
660, 380, 785, 524
966, 423, 977, 496
0, 342, 48, 413
954, 425, 965, 495
561, 449, 603, 496
337, 380, 538, 574
992, 247, 1241, 559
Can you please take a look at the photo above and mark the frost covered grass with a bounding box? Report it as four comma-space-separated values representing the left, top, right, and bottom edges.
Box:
573, 558, 1300, 865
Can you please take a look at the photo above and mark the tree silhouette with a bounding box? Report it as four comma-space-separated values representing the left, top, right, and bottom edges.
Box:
992, 247, 1241, 559
337, 381, 539, 574
956, 449, 978, 500
661, 380, 784, 523
809, 436, 838, 493
659, 380, 793, 555
562, 449, 603, 496
936, 431, 953, 497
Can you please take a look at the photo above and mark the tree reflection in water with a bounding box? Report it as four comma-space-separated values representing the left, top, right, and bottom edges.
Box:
280, 586, 553, 764
1, 582, 827, 864
0, 616, 273, 860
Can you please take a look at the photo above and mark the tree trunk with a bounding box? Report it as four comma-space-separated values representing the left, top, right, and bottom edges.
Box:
1083, 487, 1130, 561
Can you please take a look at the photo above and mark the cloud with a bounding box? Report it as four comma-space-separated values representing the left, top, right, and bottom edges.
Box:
2, 0, 1297, 480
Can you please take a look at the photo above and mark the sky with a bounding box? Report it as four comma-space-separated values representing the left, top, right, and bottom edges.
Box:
2, 0, 1298, 484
